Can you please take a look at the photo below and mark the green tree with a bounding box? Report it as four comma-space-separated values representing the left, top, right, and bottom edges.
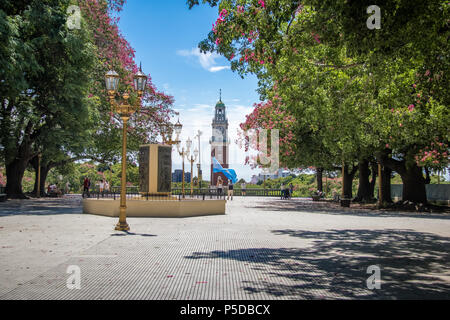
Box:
188, 0, 449, 204
0, 0, 97, 198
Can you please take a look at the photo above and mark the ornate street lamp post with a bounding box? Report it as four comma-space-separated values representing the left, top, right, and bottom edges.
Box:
105, 66, 147, 231
176, 137, 192, 199
187, 147, 199, 196
195, 130, 202, 191
161, 119, 182, 146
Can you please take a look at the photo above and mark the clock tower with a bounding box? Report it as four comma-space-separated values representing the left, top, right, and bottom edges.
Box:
210, 91, 230, 186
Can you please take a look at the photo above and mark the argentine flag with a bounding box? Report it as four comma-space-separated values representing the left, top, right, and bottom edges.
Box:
212, 157, 238, 184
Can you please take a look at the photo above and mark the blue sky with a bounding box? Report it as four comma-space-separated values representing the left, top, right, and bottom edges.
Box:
118, 1, 262, 181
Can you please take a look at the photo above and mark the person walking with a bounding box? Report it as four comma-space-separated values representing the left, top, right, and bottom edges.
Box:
289, 183, 294, 199
99, 179, 105, 197
227, 180, 234, 201
241, 182, 246, 196
83, 177, 90, 198
281, 183, 286, 199
65, 181, 71, 195
217, 176, 223, 198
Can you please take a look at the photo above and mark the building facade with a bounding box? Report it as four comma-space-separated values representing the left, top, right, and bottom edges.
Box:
172, 170, 191, 183
210, 93, 230, 186
250, 169, 295, 184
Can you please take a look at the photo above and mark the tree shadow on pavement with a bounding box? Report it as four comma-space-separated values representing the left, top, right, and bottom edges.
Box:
184, 229, 450, 299
0, 198, 83, 216
249, 199, 450, 220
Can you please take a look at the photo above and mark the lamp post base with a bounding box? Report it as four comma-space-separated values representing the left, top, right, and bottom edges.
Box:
115, 221, 130, 231
115, 206, 130, 231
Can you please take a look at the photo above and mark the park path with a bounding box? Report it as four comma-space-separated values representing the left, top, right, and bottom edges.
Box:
0, 196, 449, 299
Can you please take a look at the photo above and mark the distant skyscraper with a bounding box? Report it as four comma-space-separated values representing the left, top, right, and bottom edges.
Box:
172, 170, 191, 183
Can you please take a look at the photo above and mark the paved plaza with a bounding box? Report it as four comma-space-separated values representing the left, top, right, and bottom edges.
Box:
0, 196, 449, 300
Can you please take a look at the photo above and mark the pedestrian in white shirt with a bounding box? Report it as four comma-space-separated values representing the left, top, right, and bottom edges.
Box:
241, 182, 246, 196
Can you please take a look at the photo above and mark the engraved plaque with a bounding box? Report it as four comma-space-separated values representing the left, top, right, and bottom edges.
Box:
158, 146, 172, 193
139, 146, 150, 193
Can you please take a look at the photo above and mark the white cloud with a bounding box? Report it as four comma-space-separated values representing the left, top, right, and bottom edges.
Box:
209, 66, 231, 72
177, 48, 230, 73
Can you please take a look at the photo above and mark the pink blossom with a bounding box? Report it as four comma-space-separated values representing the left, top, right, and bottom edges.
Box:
311, 32, 321, 44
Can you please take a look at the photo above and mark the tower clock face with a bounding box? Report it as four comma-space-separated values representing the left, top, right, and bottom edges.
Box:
213, 126, 225, 140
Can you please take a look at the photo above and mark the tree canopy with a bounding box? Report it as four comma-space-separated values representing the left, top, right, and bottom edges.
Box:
188, 0, 449, 203
0, 0, 175, 197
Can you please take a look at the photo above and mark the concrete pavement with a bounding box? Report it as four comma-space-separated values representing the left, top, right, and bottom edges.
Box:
0, 196, 449, 299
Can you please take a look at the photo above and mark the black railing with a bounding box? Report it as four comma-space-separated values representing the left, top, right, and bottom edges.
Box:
84, 186, 140, 200
172, 188, 286, 197
88, 186, 226, 201
86, 186, 293, 200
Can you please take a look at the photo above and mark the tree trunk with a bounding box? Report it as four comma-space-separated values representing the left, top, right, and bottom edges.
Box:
3, 116, 35, 199
354, 160, 372, 202
400, 165, 427, 204
342, 164, 357, 199
32, 165, 50, 197
5, 159, 29, 199
380, 165, 393, 203
316, 168, 323, 192
424, 167, 431, 184
369, 162, 378, 199
381, 155, 427, 204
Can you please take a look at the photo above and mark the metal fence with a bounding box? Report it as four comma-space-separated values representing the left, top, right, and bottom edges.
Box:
87, 187, 226, 201
0, 186, 290, 200
86, 186, 291, 201
172, 188, 286, 198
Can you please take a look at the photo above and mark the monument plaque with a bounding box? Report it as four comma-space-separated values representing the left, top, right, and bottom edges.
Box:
139, 146, 150, 193
158, 146, 172, 193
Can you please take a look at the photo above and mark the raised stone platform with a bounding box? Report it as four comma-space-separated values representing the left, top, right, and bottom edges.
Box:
82, 198, 226, 218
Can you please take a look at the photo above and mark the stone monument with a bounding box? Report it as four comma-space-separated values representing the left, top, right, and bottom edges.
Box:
139, 144, 172, 195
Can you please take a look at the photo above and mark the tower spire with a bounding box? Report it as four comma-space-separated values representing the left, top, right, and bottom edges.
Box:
219, 89, 222, 102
